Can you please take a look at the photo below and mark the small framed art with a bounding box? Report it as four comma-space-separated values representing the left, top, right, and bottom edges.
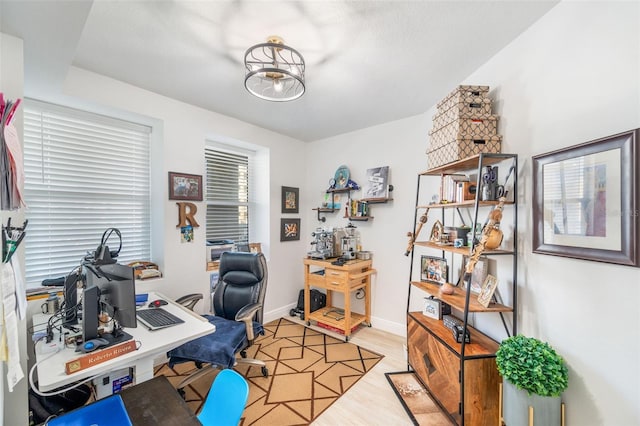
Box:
477, 275, 499, 308
168, 172, 203, 201
280, 218, 301, 242
281, 186, 299, 213
421, 255, 448, 285
463, 256, 488, 294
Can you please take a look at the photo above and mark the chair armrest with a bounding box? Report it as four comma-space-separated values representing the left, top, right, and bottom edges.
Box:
175, 293, 203, 311
235, 303, 262, 341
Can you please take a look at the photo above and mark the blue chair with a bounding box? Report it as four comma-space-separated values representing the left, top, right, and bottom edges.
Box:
198, 369, 249, 426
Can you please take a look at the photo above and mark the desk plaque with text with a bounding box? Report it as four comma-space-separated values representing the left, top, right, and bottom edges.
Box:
65, 340, 137, 374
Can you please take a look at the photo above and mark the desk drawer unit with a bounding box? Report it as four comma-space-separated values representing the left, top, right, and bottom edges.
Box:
324, 269, 348, 288
308, 271, 326, 287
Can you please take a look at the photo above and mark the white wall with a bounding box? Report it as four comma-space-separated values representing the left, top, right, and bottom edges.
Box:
0, 32, 28, 426
61, 67, 308, 321
305, 113, 435, 336
468, 2, 639, 425
307, 2, 640, 425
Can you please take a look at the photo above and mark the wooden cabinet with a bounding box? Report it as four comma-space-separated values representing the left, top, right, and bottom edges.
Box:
408, 314, 500, 426
406, 153, 518, 426
303, 258, 375, 341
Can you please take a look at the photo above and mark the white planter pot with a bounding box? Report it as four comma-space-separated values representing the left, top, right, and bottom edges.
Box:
503, 380, 562, 426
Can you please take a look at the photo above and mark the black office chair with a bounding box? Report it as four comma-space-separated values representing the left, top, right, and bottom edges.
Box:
167, 251, 268, 389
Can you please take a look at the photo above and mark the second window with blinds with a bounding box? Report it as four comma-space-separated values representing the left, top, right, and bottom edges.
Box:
204, 145, 253, 247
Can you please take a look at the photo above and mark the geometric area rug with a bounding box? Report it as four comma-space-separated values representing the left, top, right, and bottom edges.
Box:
155, 317, 384, 425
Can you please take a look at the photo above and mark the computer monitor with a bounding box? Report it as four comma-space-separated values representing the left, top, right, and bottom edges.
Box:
83, 262, 137, 342
82, 285, 100, 342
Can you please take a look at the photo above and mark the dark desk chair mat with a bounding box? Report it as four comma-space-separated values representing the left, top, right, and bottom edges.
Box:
120, 376, 199, 426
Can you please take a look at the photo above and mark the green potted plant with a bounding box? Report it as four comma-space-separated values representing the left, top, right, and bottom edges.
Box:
496, 335, 568, 426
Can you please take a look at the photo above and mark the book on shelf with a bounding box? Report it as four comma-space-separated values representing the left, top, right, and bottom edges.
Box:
440, 174, 469, 203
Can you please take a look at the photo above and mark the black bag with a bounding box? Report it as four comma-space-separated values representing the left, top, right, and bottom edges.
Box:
290, 289, 326, 319
29, 383, 92, 424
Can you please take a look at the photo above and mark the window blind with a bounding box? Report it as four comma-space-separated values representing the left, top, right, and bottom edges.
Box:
205, 147, 250, 245
23, 100, 152, 286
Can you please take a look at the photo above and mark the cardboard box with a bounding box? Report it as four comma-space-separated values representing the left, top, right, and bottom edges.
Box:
426, 136, 502, 169
435, 98, 493, 125
429, 115, 499, 150
436, 85, 490, 111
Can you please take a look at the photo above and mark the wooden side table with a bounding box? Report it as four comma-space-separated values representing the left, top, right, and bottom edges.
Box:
303, 258, 375, 341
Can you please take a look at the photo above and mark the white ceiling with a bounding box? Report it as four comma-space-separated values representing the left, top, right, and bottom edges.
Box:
0, 0, 558, 142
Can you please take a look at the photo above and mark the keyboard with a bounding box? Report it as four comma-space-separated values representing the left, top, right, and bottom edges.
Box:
136, 308, 185, 331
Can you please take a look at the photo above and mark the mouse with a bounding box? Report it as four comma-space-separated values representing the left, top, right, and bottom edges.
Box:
79, 338, 110, 353
148, 299, 168, 308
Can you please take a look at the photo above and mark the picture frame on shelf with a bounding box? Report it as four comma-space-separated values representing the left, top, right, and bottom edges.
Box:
281, 186, 299, 213
462, 256, 488, 294
280, 218, 301, 242
477, 274, 499, 308
421, 255, 448, 285
532, 129, 638, 267
429, 220, 444, 243
168, 172, 202, 201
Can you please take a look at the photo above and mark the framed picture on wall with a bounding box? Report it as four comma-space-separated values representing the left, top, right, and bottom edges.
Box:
280, 218, 301, 242
281, 186, 299, 213
532, 129, 639, 266
168, 172, 203, 201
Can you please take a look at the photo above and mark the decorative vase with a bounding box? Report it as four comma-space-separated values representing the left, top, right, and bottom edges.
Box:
440, 282, 455, 295
502, 380, 562, 426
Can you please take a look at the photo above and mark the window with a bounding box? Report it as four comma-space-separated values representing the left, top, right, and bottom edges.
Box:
205, 145, 252, 245
23, 100, 152, 287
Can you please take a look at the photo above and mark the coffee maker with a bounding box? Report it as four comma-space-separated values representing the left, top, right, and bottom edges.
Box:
308, 228, 335, 259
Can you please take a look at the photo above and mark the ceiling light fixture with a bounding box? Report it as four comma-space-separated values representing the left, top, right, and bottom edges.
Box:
244, 36, 306, 102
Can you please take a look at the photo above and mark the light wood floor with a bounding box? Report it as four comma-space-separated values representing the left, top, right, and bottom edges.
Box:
285, 316, 452, 426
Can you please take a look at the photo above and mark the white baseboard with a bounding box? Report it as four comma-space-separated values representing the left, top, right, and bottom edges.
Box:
368, 315, 406, 338
264, 304, 406, 338
264, 303, 297, 324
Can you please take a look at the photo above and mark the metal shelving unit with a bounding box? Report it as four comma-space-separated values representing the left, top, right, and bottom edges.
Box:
405, 152, 518, 426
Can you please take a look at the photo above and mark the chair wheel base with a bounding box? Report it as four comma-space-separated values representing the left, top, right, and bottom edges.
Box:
178, 388, 186, 399
261, 366, 268, 377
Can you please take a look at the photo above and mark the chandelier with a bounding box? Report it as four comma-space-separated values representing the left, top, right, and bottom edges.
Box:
244, 36, 306, 102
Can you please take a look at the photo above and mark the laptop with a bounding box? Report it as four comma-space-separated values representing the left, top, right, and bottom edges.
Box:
136, 307, 185, 331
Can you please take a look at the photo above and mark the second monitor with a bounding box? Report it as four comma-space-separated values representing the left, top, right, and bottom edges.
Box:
83, 262, 137, 343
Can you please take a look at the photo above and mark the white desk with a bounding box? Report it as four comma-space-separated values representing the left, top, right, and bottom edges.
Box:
35, 291, 215, 392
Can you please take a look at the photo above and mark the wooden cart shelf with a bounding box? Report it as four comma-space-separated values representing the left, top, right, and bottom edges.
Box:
303, 258, 374, 341
307, 307, 367, 330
